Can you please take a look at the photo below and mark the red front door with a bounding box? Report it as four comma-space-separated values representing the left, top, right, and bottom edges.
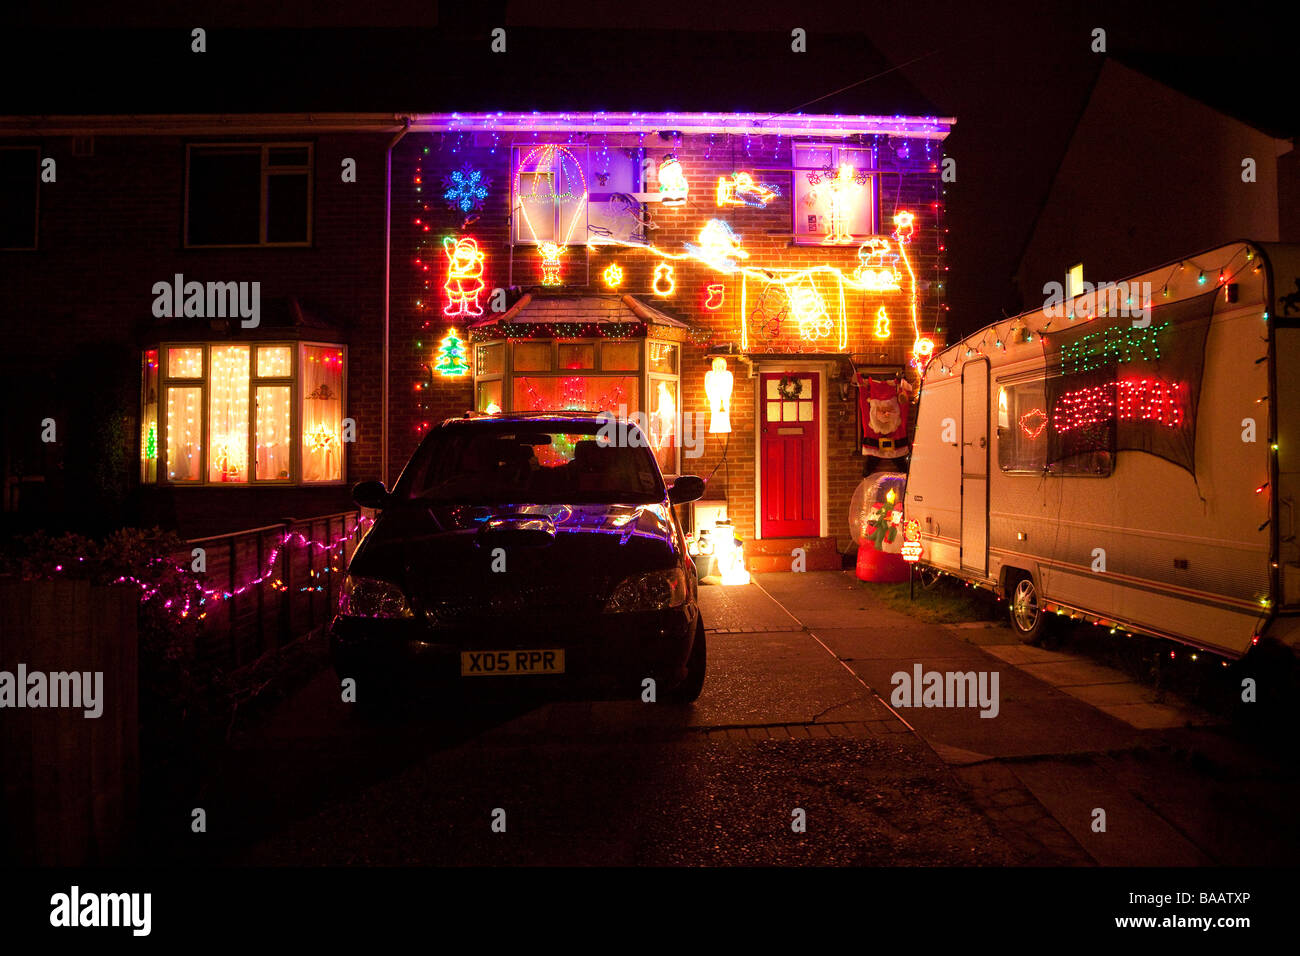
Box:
760, 372, 820, 538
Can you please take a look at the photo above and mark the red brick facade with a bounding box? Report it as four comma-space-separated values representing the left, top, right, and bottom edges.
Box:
390, 130, 947, 545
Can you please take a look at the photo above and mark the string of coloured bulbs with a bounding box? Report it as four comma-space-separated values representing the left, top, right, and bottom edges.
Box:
929, 245, 1261, 378
43, 518, 373, 621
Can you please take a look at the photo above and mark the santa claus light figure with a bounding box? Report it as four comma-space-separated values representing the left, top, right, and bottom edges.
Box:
852, 369, 916, 476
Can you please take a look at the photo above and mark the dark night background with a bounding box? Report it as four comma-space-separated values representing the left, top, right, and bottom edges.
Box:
3, 0, 1294, 337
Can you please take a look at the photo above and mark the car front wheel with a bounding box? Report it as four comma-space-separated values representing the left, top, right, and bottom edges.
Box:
666, 619, 706, 704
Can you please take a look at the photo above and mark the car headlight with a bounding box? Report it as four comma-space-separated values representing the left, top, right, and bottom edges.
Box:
604, 568, 689, 613
338, 574, 413, 618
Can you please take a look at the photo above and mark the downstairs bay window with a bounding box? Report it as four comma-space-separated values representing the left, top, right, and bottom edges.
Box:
142, 341, 345, 485
473, 336, 680, 475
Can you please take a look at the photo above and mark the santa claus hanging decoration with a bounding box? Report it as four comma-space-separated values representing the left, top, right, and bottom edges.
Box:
853, 369, 916, 473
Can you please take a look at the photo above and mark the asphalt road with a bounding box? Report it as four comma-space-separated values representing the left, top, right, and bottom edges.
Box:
164, 572, 1298, 866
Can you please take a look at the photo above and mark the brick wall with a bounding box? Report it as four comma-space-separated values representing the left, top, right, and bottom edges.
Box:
392, 130, 945, 542
0, 132, 388, 534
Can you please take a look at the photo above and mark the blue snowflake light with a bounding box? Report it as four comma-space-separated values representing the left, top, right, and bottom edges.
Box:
442, 163, 490, 215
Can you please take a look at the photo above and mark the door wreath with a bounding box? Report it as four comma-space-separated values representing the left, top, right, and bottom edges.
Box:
776, 375, 803, 400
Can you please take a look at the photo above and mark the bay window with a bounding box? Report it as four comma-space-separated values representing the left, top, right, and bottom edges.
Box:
143, 341, 345, 485
473, 336, 681, 475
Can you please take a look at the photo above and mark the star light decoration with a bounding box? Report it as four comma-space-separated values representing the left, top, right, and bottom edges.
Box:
442, 163, 490, 215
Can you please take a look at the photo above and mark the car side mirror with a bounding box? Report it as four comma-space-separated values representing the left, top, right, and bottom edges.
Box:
668, 475, 706, 504
352, 480, 390, 509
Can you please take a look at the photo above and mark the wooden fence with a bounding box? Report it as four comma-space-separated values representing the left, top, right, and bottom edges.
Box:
0, 579, 138, 865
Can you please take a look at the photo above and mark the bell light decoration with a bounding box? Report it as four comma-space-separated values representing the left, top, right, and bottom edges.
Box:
704, 357, 733, 434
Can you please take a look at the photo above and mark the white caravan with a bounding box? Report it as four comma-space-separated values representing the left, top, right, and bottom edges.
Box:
906, 241, 1300, 657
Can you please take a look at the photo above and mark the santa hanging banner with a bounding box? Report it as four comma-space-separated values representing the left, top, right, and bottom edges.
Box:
853, 369, 915, 469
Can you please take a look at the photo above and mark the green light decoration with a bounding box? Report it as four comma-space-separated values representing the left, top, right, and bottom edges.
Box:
434, 328, 470, 376
145, 421, 157, 460
1059, 321, 1169, 375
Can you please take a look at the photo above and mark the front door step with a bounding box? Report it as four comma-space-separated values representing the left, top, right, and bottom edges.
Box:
745, 536, 841, 572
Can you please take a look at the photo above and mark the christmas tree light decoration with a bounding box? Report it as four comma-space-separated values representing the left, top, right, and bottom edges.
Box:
144, 421, 157, 460
443, 236, 486, 317
716, 171, 780, 207
653, 263, 675, 297
852, 237, 902, 290
1019, 407, 1048, 440
442, 162, 490, 215
602, 262, 624, 289
685, 219, 750, 273
874, 306, 891, 339
434, 328, 470, 376
538, 241, 566, 285
657, 154, 689, 206
704, 283, 726, 311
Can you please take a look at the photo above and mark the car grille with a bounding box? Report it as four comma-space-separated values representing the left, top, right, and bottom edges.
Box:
419, 581, 611, 626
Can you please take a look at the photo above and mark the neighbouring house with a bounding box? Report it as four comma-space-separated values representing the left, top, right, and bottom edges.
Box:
0, 28, 953, 574
1016, 57, 1298, 306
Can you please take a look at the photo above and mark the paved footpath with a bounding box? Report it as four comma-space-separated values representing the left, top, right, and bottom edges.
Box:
756, 571, 1300, 866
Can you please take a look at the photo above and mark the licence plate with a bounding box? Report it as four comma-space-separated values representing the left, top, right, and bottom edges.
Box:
460, 649, 566, 676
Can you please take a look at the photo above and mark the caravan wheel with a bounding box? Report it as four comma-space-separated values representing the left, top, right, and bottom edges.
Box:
1008, 574, 1045, 644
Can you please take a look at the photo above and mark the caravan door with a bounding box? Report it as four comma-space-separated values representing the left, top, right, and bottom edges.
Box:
961, 359, 989, 575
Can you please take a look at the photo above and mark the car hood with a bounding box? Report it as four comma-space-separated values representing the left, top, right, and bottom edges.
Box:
348, 500, 681, 615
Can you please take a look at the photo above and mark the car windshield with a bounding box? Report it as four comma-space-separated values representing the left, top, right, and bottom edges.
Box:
395, 423, 668, 505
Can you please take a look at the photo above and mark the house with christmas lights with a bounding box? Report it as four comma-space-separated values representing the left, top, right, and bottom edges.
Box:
0, 28, 953, 568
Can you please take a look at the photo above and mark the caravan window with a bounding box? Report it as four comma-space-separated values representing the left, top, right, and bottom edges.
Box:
998, 383, 1048, 473
998, 380, 1113, 477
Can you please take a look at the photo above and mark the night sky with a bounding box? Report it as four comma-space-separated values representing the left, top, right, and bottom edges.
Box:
3, 0, 1293, 338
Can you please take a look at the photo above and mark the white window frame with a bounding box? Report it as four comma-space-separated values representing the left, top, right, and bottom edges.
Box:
791, 142, 877, 246
150, 340, 346, 486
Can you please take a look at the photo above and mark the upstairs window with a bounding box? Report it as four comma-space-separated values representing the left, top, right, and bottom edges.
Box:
511, 143, 646, 248
792, 143, 876, 245
186, 144, 312, 247
0, 147, 39, 250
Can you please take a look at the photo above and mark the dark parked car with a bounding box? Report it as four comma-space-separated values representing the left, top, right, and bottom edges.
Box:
330, 412, 708, 710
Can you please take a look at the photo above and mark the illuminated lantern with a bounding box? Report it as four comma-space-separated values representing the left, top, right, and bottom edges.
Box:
442, 236, 486, 317
602, 262, 624, 289
657, 154, 689, 206
653, 263, 675, 297
704, 357, 733, 434
538, 241, 565, 285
